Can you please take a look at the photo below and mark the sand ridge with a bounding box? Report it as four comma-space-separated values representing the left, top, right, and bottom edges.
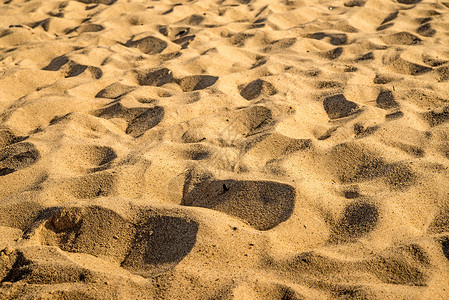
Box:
1, 0, 449, 298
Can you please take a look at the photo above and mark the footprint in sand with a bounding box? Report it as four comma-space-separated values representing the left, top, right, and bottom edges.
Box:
421, 106, 449, 127
330, 200, 379, 243
35, 205, 199, 277
125, 36, 167, 55
57, 173, 116, 198
77, 0, 117, 4
376, 90, 399, 110
239, 79, 277, 101
0, 142, 40, 176
56, 144, 117, 174
137, 68, 173, 87
177, 75, 218, 92
43, 55, 102, 79
306, 32, 348, 46
182, 179, 295, 231
95, 82, 135, 99
327, 142, 416, 189
323, 94, 359, 119
93, 102, 164, 137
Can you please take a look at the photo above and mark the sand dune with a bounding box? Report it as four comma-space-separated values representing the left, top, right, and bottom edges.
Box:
1, 0, 449, 298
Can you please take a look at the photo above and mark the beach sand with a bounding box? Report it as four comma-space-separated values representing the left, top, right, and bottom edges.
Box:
1, 0, 449, 298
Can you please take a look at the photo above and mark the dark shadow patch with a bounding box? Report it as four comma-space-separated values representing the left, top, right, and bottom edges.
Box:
368, 255, 427, 286
162, 7, 174, 15
441, 237, 449, 260
0, 129, 22, 148
94, 103, 146, 122
321, 47, 343, 60
0, 167, 15, 176
417, 23, 436, 37
125, 106, 165, 137
389, 163, 416, 188
330, 201, 379, 243
402, 243, 430, 266
264, 38, 297, 52
376, 90, 399, 109
229, 33, 255, 47
397, 0, 421, 4
42, 55, 70, 71
323, 94, 359, 119
95, 82, 135, 99
94, 103, 164, 137
355, 52, 374, 62
186, 14, 204, 25
428, 208, 449, 234
434, 66, 449, 82
373, 74, 396, 84
416, 17, 432, 25
77, 23, 104, 33
316, 81, 343, 89
175, 27, 190, 38
42, 55, 102, 79
137, 68, 173, 86
329, 143, 416, 189
1, 251, 32, 283
317, 127, 338, 140
67, 23, 104, 34
78, 146, 117, 172
121, 216, 199, 277
230, 106, 275, 137
382, 32, 422, 45
172, 35, 195, 49
0, 142, 40, 176
331, 286, 370, 299
76, 0, 116, 4
182, 179, 295, 231
240, 79, 277, 100
183, 145, 210, 161
65, 64, 102, 79
344, 66, 358, 72
377, 23, 394, 31
421, 106, 449, 127
126, 36, 167, 55
251, 56, 267, 69
344, 189, 360, 199
354, 124, 379, 139
177, 75, 218, 92
66, 64, 87, 77
307, 32, 348, 46
396, 143, 424, 158
158, 26, 168, 36
386, 111, 404, 121
344, 0, 365, 7
388, 58, 432, 76
41, 205, 135, 264
381, 11, 399, 25
87, 66, 103, 79
422, 55, 447, 67
30, 18, 51, 32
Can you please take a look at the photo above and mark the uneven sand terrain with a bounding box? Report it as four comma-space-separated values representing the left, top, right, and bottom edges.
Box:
1, 0, 449, 298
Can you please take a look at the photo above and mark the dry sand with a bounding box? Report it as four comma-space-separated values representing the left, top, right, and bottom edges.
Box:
1, 0, 449, 298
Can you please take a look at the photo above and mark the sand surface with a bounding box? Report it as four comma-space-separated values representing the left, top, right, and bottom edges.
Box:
1, 0, 449, 298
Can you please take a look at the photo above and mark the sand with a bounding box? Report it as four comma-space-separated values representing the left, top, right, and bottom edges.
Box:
0, 0, 449, 298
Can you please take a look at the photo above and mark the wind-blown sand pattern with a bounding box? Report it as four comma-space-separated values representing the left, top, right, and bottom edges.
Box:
1, 0, 449, 298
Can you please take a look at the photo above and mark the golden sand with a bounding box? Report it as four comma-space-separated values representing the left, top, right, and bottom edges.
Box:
1, 0, 449, 298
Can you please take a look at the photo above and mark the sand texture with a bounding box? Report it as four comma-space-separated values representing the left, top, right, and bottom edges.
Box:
1, 0, 449, 298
